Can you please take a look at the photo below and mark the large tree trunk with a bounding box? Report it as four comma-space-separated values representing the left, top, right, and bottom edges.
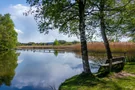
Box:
100, 16, 112, 60
100, 0, 113, 71
78, 0, 92, 74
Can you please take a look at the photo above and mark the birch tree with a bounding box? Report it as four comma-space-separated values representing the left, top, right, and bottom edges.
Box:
27, 0, 92, 74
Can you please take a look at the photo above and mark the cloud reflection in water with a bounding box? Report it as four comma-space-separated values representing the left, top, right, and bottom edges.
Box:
11, 50, 83, 90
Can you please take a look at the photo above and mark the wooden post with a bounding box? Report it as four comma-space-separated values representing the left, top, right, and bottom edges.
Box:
109, 58, 112, 72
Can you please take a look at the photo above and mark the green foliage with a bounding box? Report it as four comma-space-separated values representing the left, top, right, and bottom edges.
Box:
26, 0, 99, 40
26, 0, 134, 42
26, 0, 79, 36
0, 14, 17, 50
0, 51, 18, 86
65, 42, 72, 45
72, 40, 79, 44
86, 0, 132, 41
53, 39, 59, 45
121, 1, 135, 41
26, 0, 134, 73
58, 40, 66, 45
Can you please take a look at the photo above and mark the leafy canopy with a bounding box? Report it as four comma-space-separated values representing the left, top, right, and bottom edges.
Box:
0, 14, 17, 50
26, 0, 100, 40
26, 0, 133, 41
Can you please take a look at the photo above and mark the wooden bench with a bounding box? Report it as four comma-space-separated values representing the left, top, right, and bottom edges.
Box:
98, 56, 125, 75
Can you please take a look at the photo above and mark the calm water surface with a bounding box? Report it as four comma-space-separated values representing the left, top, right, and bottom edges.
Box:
0, 49, 104, 90
1, 49, 135, 90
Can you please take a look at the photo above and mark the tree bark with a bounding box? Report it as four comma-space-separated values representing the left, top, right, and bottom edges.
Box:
100, 0, 113, 71
78, 0, 92, 74
100, 0, 112, 60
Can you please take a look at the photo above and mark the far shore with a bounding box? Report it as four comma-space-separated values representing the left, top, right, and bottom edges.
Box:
17, 42, 135, 53
17, 45, 74, 51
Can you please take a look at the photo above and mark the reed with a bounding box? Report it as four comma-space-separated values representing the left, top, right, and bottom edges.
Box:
73, 42, 135, 53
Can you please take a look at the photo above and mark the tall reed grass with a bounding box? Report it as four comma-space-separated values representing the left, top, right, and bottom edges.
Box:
73, 42, 135, 53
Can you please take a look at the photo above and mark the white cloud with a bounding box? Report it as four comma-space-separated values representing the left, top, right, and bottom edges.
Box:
15, 28, 23, 34
17, 59, 23, 64
2, 4, 79, 43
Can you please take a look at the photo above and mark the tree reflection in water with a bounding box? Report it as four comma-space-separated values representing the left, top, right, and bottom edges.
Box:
0, 51, 18, 86
54, 50, 58, 57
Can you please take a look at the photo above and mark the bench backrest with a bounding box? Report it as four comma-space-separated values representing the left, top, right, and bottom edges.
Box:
106, 56, 125, 63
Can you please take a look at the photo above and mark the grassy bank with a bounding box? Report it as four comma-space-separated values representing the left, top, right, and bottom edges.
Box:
59, 62, 135, 90
17, 42, 135, 53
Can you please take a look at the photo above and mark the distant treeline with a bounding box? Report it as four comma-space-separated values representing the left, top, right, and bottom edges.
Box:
18, 40, 80, 46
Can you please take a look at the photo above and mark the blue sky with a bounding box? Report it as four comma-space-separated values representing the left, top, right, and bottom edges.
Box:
0, 0, 79, 43
0, 0, 26, 8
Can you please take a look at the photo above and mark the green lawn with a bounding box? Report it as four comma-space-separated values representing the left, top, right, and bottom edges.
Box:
124, 62, 135, 74
59, 62, 135, 90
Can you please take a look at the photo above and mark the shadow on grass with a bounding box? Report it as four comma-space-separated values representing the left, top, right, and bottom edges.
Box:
59, 72, 125, 90
59, 73, 102, 90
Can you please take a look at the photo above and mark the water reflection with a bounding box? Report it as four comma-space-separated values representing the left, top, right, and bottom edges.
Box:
3, 50, 83, 90
1, 50, 134, 90
0, 51, 18, 86
54, 50, 58, 57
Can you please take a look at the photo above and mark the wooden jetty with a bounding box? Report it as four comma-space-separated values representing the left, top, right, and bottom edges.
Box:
17, 49, 66, 53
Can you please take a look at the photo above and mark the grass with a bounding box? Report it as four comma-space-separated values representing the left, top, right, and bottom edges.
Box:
59, 62, 135, 90
124, 62, 135, 74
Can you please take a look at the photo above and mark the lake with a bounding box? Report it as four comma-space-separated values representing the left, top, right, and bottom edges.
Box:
0, 49, 133, 90
0, 49, 105, 90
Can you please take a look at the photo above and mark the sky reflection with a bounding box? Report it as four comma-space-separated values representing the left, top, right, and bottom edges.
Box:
11, 50, 83, 90
0, 50, 103, 90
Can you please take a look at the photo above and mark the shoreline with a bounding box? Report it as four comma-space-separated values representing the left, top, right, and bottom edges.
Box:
17, 42, 135, 53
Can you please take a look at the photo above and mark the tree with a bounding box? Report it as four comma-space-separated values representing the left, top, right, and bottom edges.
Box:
53, 39, 59, 45
87, 0, 130, 59
0, 14, 17, 50
119, 1, 135, 42
27, 0, 131, 73
58, 40, 66, 45
86, 0, 132, 72
26, 0, 92, 74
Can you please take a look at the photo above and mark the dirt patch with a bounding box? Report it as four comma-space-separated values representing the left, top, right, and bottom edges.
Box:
113, 71, 135, 78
